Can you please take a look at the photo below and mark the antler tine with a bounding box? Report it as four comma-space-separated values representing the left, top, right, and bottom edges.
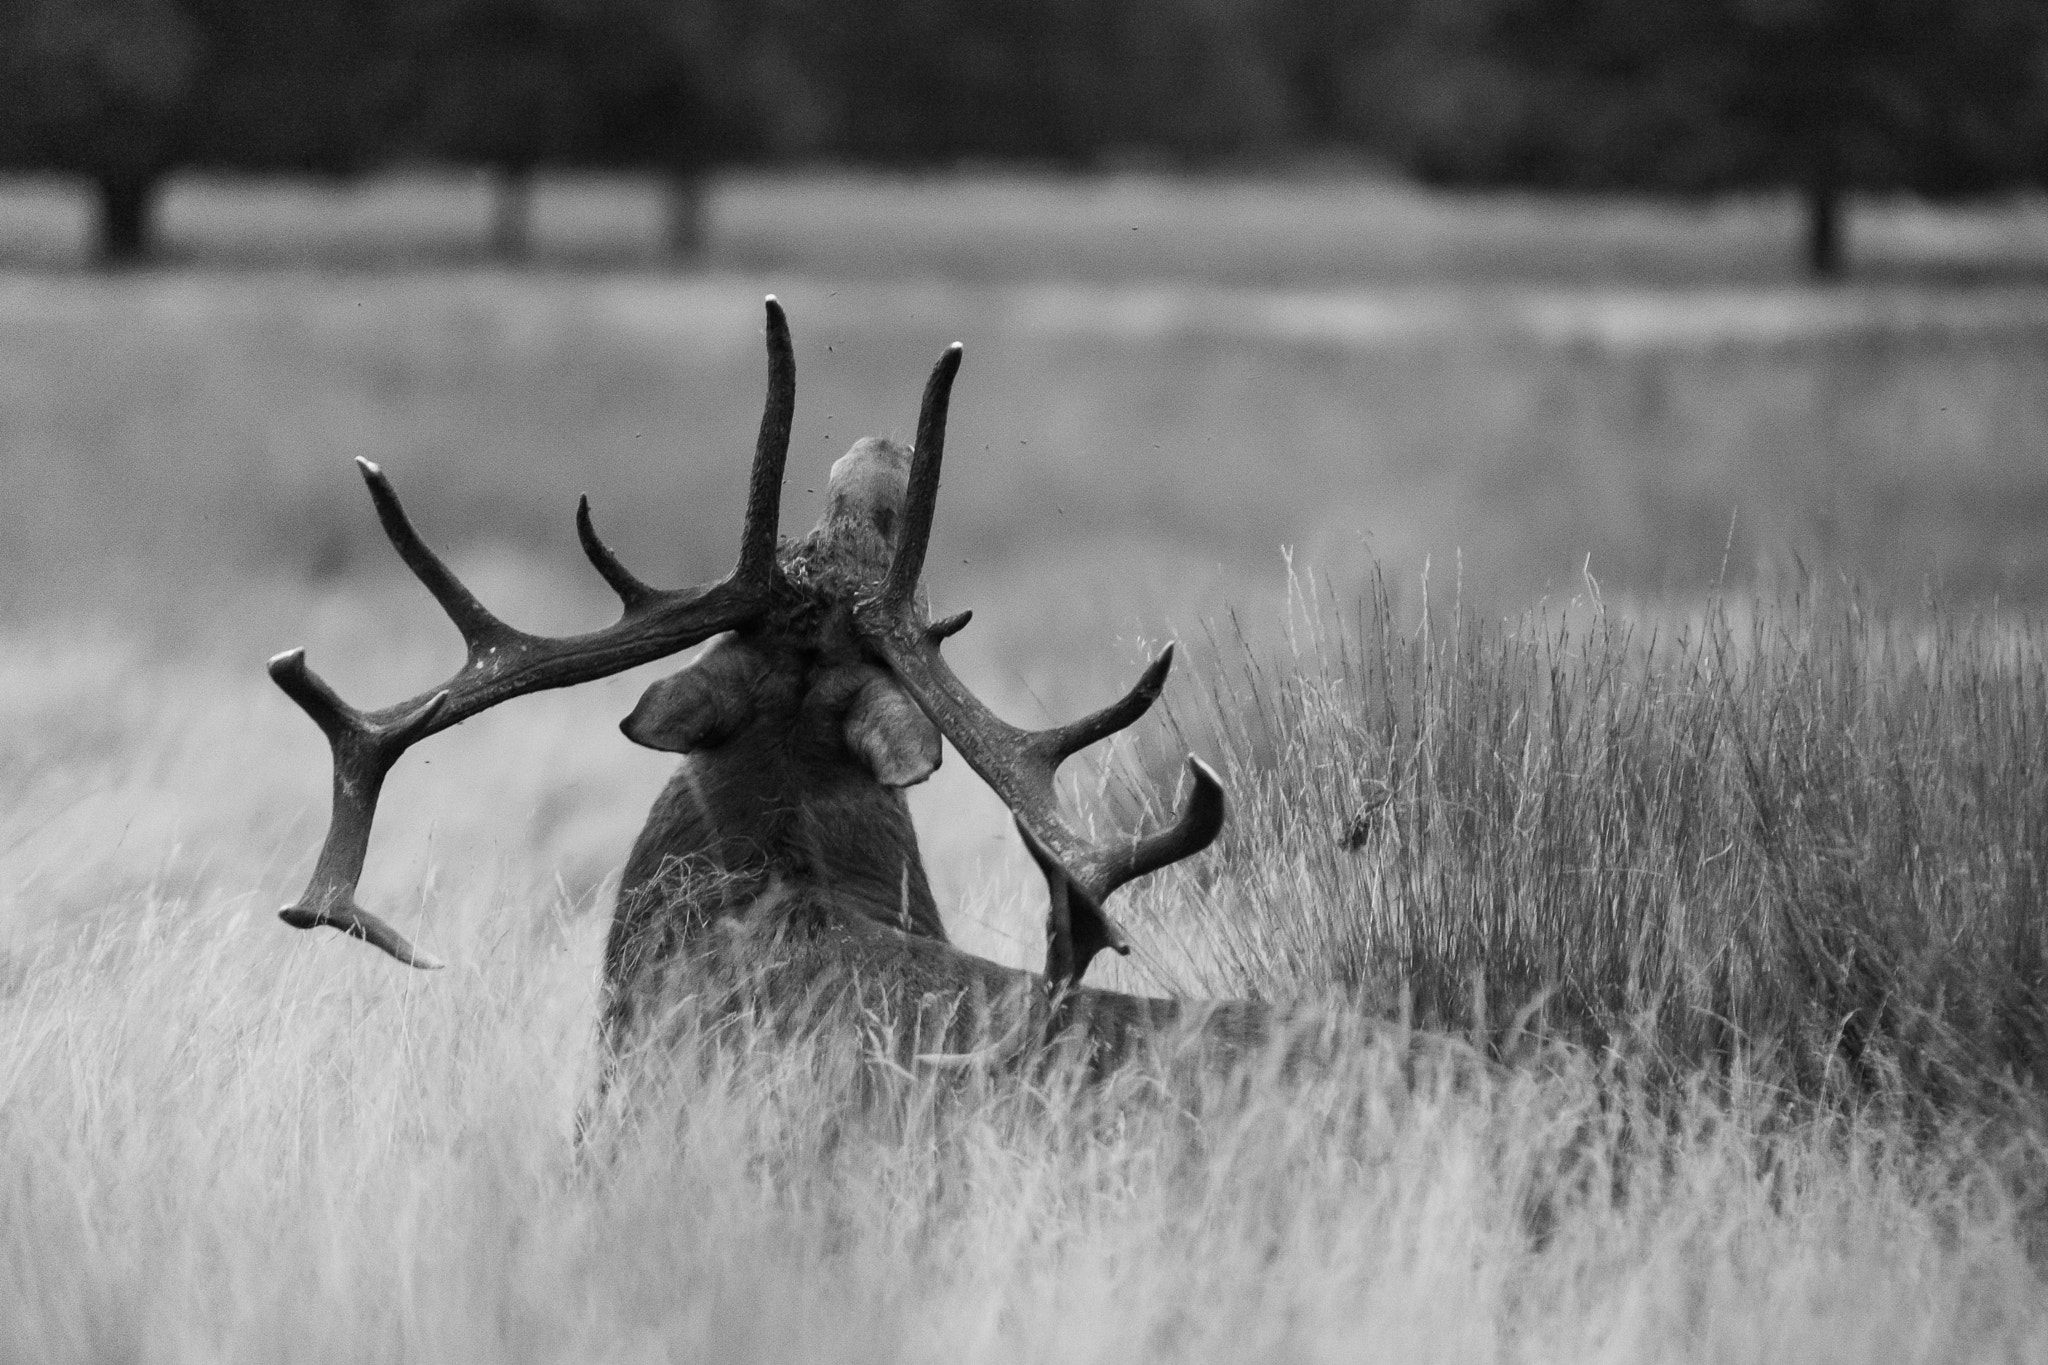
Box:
576, 297, 795, 614
576, 495, 659, 612
1016, 820, 1081, 1002
852, 339, 1225, 995
358, 459, 518, 653
867, 631, 1216, 972
268, 648, 449, 969
881, 342, 961, 613
1097, 756, 1226, 891
1032, 756, 1224, 1004
739, 297, 796, 584
1032, 648, 1174, 764
272, 296, 798, 966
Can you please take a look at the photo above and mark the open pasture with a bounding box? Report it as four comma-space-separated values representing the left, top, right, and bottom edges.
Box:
8, 266, 2048, 638
2, 174, 2047, 1359
10, 168, 2048, 283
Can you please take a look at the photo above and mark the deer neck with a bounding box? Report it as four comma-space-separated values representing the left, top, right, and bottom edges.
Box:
614, 658, 947, 946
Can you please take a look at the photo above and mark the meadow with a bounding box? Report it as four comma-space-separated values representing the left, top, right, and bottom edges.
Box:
2, 172, 2047, 1361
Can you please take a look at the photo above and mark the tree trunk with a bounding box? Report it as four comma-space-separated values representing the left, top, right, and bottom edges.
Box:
490, 164, 534, 261
662, 171, 709, 264
1802, 177, 1846, 280
93, 172, 159, 268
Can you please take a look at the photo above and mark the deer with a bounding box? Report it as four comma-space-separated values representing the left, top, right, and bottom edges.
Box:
269, 297, 1274, 1075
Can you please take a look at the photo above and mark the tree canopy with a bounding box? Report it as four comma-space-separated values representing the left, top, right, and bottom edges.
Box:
4, 0, 2047, 273
1370, 0, 2048, 275
0, 0, 393, 262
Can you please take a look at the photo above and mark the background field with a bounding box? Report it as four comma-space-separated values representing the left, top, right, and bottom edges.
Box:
4, 173, 2048, 1361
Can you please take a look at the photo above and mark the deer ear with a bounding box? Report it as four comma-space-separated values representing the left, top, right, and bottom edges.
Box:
843, 674, 941, 787
620, 643, 766, 753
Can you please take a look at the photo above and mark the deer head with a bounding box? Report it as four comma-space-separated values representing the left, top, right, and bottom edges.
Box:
270, 298, 1224, 1006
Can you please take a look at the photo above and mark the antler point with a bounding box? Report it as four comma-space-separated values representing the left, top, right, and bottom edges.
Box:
278, 304, 788, 972
927, 610, 972, 644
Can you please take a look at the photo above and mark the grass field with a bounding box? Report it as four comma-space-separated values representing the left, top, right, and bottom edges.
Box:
3, 172, 2047, 1360
11, 168, 2048, 281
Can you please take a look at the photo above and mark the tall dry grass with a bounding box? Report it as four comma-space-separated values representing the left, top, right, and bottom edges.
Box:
2, 587, 2046, 1362
4, 864, 2044, 1362
1122, 575, 2048, 1123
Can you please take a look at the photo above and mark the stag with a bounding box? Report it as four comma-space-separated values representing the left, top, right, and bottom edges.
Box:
271, 297, 1269, 1069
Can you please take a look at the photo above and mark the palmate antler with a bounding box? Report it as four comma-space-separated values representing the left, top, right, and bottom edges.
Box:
269, 298, 798, 967
852, 346, 1225, 995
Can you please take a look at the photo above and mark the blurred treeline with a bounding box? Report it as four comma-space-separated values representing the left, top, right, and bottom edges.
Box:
3, 0, 2046, 276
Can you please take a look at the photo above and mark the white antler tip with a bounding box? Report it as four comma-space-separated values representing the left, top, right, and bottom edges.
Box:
356, 457, 381, 476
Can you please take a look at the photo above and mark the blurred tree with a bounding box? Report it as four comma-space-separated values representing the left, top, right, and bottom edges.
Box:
386, 0, 601, 259
387, 0, 763, 262
1107, 0, 1295, 161
758, 0, 1085, 165
1368, 0, 2048, 277
0, 0, 202, 264
0, 0, 391, 265
185, 0, 397, 178
1255, 0, 1415, 152
771, 0, 1290, 168
580, 0, 775, 261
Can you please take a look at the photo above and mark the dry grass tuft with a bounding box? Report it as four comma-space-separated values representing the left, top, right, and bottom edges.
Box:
1119, 576, 2048, 1123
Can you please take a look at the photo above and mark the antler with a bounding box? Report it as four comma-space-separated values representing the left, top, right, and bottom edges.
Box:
854, 344, 1226, 995
271, 296, 798, 967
